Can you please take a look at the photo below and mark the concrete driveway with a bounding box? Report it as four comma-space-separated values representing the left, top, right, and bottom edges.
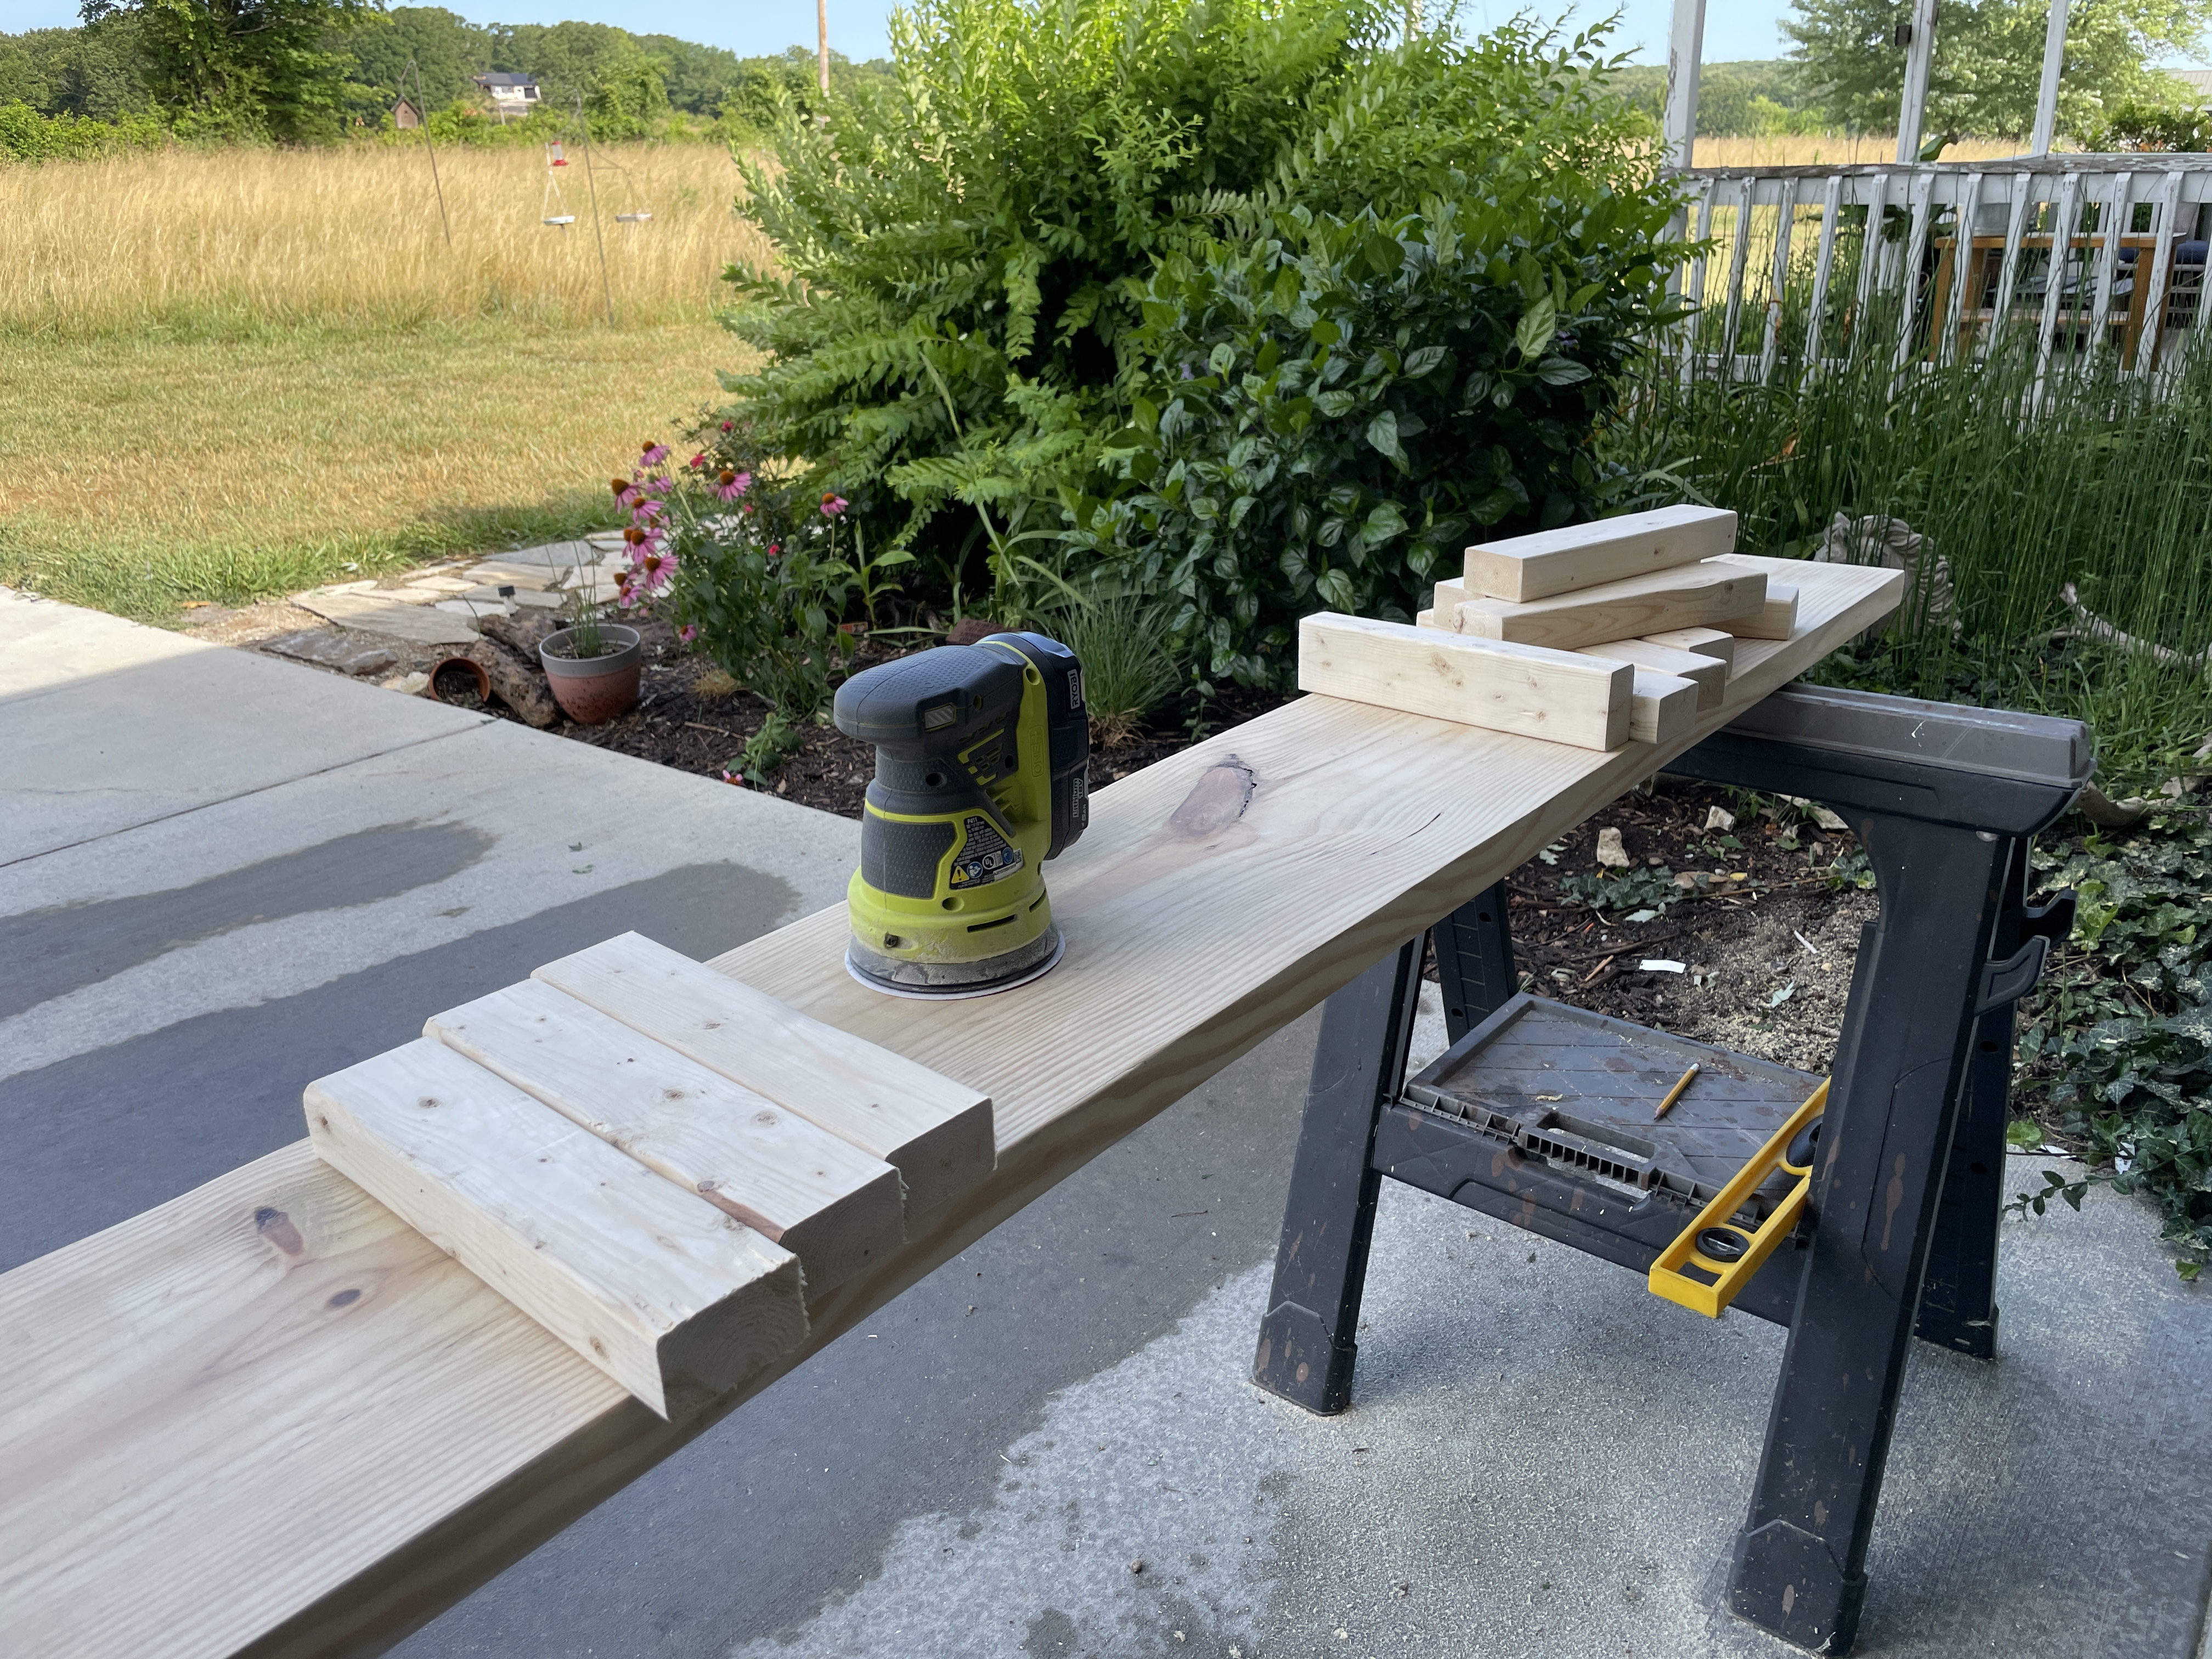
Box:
4, 589, 2206, 1659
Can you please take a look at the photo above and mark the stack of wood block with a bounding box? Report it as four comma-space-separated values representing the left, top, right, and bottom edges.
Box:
1298, 507, 1787, 751
302, 932, 994, 1419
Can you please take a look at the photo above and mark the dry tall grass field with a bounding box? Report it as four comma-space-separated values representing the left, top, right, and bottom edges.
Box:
1, 141, 770, 331
1689, 133, 2023, 167
0, 143, 762, 622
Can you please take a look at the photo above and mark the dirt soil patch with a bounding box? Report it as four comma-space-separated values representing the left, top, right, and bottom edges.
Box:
1484, 778, 1872, 1075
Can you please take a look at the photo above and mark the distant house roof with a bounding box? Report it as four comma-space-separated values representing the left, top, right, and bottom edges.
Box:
474, 73, 538, 89
2174, 68, 2212, 104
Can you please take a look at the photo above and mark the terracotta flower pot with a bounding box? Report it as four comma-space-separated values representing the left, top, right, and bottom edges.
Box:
539, 625, 642, 724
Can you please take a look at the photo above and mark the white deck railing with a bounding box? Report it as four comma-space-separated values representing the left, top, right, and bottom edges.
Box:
1672, 155, 2212, 390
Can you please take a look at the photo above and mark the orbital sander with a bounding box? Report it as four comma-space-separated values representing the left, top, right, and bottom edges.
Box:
832, 632, 1089, 998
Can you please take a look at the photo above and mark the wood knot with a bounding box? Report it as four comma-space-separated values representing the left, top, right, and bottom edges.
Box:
254, 1206, 306, 1256
1167, 755, 1259, 840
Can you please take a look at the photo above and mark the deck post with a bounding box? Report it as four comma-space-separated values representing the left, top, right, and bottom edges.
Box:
1662, 0, 1707, 170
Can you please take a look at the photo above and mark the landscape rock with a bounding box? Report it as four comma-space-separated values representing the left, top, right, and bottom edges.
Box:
1595, 826, 1630, 868
293, 590, 478, 645
460, 636, 559, 727
261, 629, 400, 678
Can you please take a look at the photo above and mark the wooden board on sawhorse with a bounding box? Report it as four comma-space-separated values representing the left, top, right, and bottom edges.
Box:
0, 555, 1901, 1659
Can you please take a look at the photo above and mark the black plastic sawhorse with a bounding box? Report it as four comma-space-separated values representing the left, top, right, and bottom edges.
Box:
1251, 683, 2092, 1654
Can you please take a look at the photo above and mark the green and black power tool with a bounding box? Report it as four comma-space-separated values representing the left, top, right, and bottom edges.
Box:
832, 633, 1090, 998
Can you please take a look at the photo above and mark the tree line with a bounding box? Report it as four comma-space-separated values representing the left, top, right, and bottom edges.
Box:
0, 4, 891, 146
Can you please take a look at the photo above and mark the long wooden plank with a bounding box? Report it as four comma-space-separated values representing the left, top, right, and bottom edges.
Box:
306, 1040, 805, 1420
1731, 582, 1799, 640
533, 933, 996, 1219
1464, 505, 1738, 602
425, 981, 904, 1294
1576, 639, 1728, 712
0, 555, 1904, 1659
1299, 611, 1630, 751
1438, 562, 1767, 652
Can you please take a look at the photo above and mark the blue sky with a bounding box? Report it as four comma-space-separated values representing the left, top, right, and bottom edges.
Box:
3, 0, 1801, 64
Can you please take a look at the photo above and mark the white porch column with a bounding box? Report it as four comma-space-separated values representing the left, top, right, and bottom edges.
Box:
1662, 0, 1707, 170
2030, 0, 2069, 155
1895, 0, 1941, 162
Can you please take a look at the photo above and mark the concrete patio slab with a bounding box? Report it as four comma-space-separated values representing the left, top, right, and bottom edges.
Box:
0, 589, 488, 864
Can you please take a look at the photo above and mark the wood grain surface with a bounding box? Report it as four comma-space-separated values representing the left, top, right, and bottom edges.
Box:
427, 981, 904, 1293
0, 556, 1902, 1659
1642, 626, 1738, 668
307, 1039, 805, 1419
533, 932, 996, 1218
1618, 667, 1702, 744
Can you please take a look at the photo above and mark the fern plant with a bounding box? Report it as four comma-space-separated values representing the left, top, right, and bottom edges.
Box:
718, 0, 1662, 616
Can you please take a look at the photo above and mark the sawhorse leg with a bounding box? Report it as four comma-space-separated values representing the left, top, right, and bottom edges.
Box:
1250, 937, 1422, 1414
1912, 840, 2075, 1360
1728, 813, 2011, 1650
1433, 881, 1517, 1046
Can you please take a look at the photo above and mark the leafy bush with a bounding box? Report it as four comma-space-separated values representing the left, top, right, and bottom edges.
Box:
716, 0, 1668, 617
1058, 188, 1681, 685
0, 99, 163, 161
2007, 814, 2212, 1274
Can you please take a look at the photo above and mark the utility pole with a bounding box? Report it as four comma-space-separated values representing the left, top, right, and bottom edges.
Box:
818, 0, 831, 95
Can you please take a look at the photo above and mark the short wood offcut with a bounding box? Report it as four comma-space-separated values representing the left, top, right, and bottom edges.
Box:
426, 980, 906, 1293
1298, 611, 1631, 751
1465, 504, 1739, 602
1437, 562, 1769, 652
533, 932, 996, 1219
307, 1040, 806, 1419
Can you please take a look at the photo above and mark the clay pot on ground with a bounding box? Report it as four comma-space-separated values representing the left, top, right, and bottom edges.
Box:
539, 624, 642, 724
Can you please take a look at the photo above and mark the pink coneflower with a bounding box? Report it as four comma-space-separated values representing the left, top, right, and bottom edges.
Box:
633, 549, 677, 591
612, 477, 640, 509
820, 493, 848, 517
720, 767, 748, 786
640, 441, 670, 467
713, 467, 751, 503
678, 622, 697, 643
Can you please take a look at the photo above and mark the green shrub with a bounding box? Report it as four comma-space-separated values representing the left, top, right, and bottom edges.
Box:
1056, 190, 1683, 686
0, 99, 163, 161
715, 0, 1664, 614
2007, 814, 2212, 1274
